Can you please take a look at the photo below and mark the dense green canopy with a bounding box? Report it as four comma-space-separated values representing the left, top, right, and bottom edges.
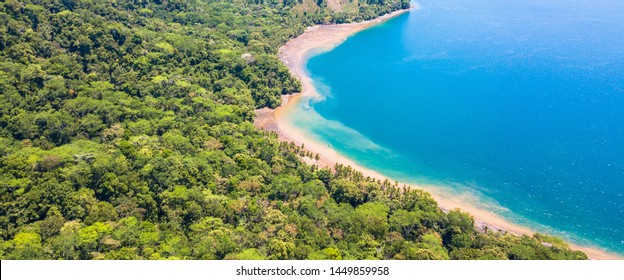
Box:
0, 0, 586, 260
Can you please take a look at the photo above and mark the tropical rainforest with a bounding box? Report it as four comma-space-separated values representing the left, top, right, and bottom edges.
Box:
0, 0, 587, 260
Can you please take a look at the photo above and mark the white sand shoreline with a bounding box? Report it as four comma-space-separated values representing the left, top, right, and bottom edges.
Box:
254, 7, 621, 260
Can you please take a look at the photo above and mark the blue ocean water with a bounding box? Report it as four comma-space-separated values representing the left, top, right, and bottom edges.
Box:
287, 0, 624, 254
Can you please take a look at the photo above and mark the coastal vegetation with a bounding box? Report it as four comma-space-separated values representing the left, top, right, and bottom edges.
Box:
0, 0, 587, 260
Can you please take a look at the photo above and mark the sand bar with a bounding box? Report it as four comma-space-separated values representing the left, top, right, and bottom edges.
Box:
254, 7, 622, 260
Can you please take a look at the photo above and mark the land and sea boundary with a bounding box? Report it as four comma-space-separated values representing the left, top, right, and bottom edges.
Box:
254, 6, 620, 260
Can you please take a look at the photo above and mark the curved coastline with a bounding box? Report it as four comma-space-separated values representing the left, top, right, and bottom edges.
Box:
255, 7, 622, 260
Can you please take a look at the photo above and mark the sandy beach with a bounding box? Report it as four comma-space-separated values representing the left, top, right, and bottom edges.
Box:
254, 7, 621, 260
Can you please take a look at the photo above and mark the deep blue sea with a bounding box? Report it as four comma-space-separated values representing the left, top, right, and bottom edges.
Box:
286, 0, 624, 254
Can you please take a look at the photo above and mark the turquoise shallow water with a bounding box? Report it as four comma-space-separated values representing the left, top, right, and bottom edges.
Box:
286, 0, 624, 254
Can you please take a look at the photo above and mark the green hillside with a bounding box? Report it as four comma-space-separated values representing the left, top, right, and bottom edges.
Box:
0, 0, 586, 260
